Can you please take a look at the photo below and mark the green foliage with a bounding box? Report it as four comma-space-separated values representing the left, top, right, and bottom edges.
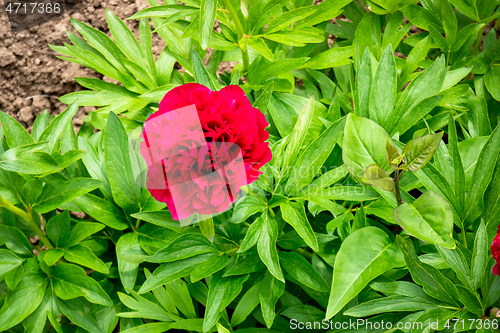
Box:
1, 0, 500, 332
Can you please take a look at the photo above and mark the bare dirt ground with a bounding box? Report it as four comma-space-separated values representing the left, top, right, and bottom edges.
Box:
0, 0, 165, 130
1, 0, 497, 132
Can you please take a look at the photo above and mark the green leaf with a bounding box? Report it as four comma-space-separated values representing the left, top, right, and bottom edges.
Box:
249, 38, 274, 61
52, 263, 112, 306
139, 253, 216, 293
64, 244, 110, 274
52, 150, 87, 169
257, 212, 284, 282
485, 66, 500, 101
22, 288, 53, 333
394, 191, 455, 249
117, 233, 140, 291
355, 13, 381, 58
238, 216, 265, 253
345, 295, 437, 317
64, 222, 105, 248
200, 0, 216, 49
264, 6, 317, 34
131, 210, 180, 231
120, 323, 173, 333
342, 113, 393, 180
44, 249, 64, 266
381, 10, 411, 49
56, 298, 102, 333
0, 267, 48, 331
0, 225, 33, 255
307, 165, 348, 193
370, 281, 431, 299
0, 249, 23, 280
354, 48, 374, 118
472, 220, 488, 289
325, 227, 404, 319
70, 18, 128, 73
304, 46, 354, 69
279, 251, 329, 292
436, 245, 474, 291
33, 178, 102, 213
190, 253, 228, 282
283, 96, 314, 166
397, 236, 460, 307
400, 36, 431, 85
117, 289, 174, 322
199, 217, 215, 243
313, 185, 380, 201
253, 82, 274, 112
296, 0, 352, 28
203, 272, 249, 332
229, 195, 267, 224
403, 132, 444, 172
31, 110, 50, 142
106, 9, 142, 62
362, 164, 395, 192
369, 45, 397, 128
390, 56, 446, 135
280, 201, 318, 252
230, 283, 261, 327
464, 121, 500, 224
46, 211, 70, 248
104, 112, 141, 213
129, 4, 197, 19
0, 143, 60, 174
74, 195, 128, 231
0, 111, 34, 148
259, 271, 285, 329
264, 30, 324, 46
148, 234, 218, 263
38, 102, 79, 153
4, 264, 21, 292
447, 114, 465, 218
192, 49, 217, 90
287, 117, 345, 195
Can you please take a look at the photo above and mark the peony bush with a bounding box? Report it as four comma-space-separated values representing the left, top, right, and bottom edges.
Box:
0, 0, 500, 332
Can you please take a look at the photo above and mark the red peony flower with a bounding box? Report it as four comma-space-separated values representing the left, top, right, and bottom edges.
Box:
492, 225, 500, 275
140, 83, 272, 220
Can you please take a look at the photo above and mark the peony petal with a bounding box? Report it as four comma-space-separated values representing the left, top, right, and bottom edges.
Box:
158, 83, 209, 113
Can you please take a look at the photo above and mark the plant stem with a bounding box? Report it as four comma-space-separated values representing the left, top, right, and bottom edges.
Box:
241, 48, 249, 73
462, 221, 468, 249
224, 247, 239, 256
220, 0, 249, 73
268, 206, 276, 218
0, 195, 54, 250
474, 25, 486, 54
245, 186, 268, 205
293, 247, 313, 260
394, 169, 402, 206
494, 19, 500, 32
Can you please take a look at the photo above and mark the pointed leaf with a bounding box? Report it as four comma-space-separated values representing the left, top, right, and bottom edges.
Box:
342, 113, 393, 180
259, 271, 285, 328
362, 164, 395, 192
394, 191, 455, 249
326, 227, 404, 319
203, 272, 249, 332
52, 263, 112, 306
280, 201, 318, 252
403, 132, 444, 172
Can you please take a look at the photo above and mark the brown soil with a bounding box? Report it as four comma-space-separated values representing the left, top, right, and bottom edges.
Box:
0, 0, 164, 130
